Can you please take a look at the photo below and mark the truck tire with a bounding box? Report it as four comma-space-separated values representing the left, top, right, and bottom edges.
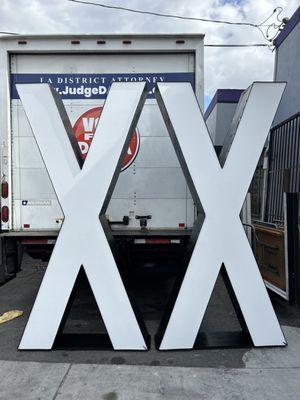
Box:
0, 238, 23, 284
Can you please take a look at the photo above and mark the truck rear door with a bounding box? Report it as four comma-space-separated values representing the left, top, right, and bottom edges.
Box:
10, 50, 197, 232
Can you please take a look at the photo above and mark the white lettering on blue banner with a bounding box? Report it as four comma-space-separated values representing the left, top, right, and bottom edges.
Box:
11, 73, 195, 100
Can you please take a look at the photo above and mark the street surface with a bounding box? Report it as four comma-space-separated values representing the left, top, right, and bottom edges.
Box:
0, 254, 299, 399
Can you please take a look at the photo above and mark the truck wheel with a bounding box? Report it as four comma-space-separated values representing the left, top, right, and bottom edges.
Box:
0, 238, 23, 284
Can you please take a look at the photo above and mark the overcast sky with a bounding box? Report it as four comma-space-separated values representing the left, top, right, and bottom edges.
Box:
1, 0, 298, 108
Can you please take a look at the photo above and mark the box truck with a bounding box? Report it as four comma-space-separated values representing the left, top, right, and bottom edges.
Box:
0, 34, 204, 282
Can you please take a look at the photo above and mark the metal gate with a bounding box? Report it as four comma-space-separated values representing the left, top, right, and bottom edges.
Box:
265, 112, 300, 224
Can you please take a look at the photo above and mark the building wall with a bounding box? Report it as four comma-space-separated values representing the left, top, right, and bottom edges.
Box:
215, 103, 238, 147
206, 102, 239, 147
206, 106, 217, 143
274, 14, 300, 126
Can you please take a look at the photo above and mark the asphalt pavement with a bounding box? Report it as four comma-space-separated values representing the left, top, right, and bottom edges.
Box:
0, 254, 299, 399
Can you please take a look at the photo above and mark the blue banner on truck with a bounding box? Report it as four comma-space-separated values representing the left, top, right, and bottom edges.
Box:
11, 72, 195, 100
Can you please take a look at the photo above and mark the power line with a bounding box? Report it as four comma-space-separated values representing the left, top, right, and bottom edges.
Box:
0, 30, 269, 47
0, 32, 270, 47
2, 2, 284, 44
0, 31, 18, 35
67, 0, 284, 43
2, 3, 284, 44
205, 44, 269, 47
67, 0, 262, 28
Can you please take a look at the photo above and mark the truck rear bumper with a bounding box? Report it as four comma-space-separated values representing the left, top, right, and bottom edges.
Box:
1, 230, 193, 276
0, 229, 192, 237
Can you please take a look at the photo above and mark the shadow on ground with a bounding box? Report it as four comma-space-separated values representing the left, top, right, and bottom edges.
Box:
0, 254, 298, 368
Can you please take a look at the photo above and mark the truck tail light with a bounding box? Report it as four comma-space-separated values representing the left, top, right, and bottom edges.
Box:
179, 223, 185, 228
1, 206, 9, 222
134, 238, 181, 244
1, 181, 8, 198
21, 238, 56, 245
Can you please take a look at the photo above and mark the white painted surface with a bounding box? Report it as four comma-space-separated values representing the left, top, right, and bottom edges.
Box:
156, 82, 286, 349
18, 82, 148, 350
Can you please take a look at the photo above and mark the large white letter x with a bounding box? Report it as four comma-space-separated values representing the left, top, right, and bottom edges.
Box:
17, 82, 148, 350
155, 82, 286, 349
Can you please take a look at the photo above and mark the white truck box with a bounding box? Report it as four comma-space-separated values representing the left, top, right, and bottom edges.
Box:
0, 34, 204, 235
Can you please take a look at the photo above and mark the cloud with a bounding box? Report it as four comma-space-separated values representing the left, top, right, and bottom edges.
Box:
1, 0, 298, 102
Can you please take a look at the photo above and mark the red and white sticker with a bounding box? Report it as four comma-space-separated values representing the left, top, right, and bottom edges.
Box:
73, 107, 140, 171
